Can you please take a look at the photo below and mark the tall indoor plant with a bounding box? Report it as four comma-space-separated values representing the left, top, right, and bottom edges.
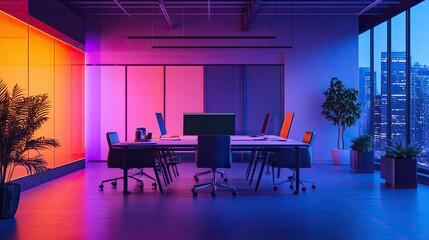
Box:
321, 77, 361, 165
0, 79, 59, 219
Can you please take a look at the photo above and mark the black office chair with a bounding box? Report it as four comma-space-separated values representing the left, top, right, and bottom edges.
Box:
270, 132, 316, 192
191, 135, 237, 197
99, 132, 165, 192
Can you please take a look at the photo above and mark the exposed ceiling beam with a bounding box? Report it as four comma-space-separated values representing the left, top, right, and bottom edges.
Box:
159, 0, 173, 30
242, 0, 262, 31
113, 0, 130, 17
358, 0, 382, 15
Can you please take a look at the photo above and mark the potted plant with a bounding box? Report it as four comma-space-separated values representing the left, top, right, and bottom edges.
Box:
321, 77, 362, 165
350, 134, 374, 173
0, 79, 59, 219
380, 143, 421, 189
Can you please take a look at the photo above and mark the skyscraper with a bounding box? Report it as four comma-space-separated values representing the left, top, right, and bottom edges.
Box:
380, 51, 407, 146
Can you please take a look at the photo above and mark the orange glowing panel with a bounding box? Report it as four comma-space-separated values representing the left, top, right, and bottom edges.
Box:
280, 112, 295, 138
28, 26, 55, 168
54, 40, 72, 167
71, 48, 85, 160
0, 11, 28, 92
165, 66, 204, 135
127, 66, 164, 140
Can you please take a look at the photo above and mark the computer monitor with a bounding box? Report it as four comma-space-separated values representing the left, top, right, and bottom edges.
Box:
155, 112, 167, 136
183, 113, 235, 135
260, 113, 271, 135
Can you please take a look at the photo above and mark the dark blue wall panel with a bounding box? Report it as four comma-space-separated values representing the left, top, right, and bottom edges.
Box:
243, 65, 283, 135
204, 65, 242, 134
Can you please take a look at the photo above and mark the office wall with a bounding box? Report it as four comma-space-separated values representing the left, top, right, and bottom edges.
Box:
0, 11, 85, 180
84, 14, 358, 161
285, 16, 359, 161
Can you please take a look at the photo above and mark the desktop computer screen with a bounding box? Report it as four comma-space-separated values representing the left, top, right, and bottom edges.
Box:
183, 113, 235, 135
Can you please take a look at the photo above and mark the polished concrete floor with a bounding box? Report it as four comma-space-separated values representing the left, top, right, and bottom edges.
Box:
1, 162, 428, 240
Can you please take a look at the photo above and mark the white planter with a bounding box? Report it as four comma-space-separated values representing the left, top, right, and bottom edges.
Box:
332, 149, 350, 165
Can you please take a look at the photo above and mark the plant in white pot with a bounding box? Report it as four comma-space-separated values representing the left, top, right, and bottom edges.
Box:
321, 77, 361, 165
0, 79, 59, 219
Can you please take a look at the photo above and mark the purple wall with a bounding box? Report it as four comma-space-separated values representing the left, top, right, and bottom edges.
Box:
85, 14, 358, 162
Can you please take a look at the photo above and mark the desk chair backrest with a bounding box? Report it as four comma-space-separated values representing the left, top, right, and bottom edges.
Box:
197, 135, 232, 169
107, 132, 120, 149
280, 112, 295, 138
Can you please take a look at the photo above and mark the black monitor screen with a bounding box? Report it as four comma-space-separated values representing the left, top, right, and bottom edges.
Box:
183, 113, 235, 135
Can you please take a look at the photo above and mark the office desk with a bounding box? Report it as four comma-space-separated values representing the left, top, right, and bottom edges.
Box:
114, 135, 308, 195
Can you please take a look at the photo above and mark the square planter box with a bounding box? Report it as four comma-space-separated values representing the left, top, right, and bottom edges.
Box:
380, 157, 417, 189
350, 151, 374, 173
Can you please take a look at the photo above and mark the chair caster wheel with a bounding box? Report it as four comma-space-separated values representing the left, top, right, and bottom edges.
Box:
152, 182, 157, 188
111, 181, 117, 187
192, 189, 198, 197
311, 184, 316, 190
302, 187, 307, 192
99, 184, 104, 189
223, 178, 228, 183
211, 191, 216, 197
139, 184, 143, 190
221, 173, 225, 178
289, 185, 294, 189
232, 191, 237, 197
274, 186, 278, 191
194, 176, 199, 182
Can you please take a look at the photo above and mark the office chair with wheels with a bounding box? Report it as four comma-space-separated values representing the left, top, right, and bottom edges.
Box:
191, 135, 237, 197
99, 132, 165, 192
270, 132, 316, 192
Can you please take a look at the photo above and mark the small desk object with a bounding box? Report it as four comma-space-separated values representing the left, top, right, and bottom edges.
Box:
113, 135, 308, 195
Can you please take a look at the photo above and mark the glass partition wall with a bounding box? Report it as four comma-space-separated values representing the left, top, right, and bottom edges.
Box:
0, 11, 85, 180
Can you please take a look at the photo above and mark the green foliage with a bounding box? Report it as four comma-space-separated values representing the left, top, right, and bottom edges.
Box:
350, 134, 373, 152
0, 79, 60, 185
321, 77, 362, 149
384, 143, 421, 159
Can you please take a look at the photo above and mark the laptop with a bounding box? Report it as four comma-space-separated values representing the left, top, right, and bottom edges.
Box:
250, 113, 271, 139
156, 112, 180, 139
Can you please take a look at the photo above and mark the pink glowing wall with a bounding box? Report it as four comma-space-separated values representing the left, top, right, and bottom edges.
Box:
127, 66, 164, 140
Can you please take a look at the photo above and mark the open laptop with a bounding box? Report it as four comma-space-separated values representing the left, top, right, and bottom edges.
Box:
156, 112, 180, 139
250, 113, 271, 138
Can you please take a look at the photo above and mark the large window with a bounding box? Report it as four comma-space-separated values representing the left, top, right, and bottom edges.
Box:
411, 1, 429, 169
358, 30, 371, 135
359, 0, 429, 172
373, 22, 387, 159
390, 12, 407, 146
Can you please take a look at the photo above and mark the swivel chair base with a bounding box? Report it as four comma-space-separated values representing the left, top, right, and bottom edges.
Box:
194, 170, 228, 183
99, 171, 144, 190
272, 170, 316, 192
192, 169, 237, 197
